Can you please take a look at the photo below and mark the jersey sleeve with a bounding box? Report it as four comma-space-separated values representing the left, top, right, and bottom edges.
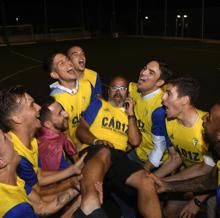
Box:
81, 97, 102, 126
94, 74, 102, 96
148, 106, 172, 167
17, 157, 38, 195
3, 203, 39, 218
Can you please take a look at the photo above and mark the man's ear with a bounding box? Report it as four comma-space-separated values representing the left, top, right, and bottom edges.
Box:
50, 71, 59, 80
156, 79, 165, 87
43, 120, 52, 129
0, 158, 6, 169
182, 96, 190, 105
10, 113, 22, 125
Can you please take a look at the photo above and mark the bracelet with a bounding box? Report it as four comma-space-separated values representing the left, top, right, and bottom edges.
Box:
194, 198, 203, 208
93, 138, 99, 145
128, 115, 136, 120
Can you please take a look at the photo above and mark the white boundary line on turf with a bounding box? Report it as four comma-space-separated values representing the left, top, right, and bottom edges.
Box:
0, 64, 41, 83
9, 50, 42, 63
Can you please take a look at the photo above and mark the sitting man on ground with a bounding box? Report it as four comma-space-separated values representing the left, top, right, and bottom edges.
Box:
45, 52, 95, 148
75, 76, 162, 218
0, 86, 86, 216
0, 129, 39, 218
150, 101, 220, 217
154, 76, 216, 218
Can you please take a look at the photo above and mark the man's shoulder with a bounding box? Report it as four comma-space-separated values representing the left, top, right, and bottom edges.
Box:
84, 68, 97, 76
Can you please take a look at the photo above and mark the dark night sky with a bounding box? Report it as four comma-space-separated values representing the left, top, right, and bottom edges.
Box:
1, 0, 220, 39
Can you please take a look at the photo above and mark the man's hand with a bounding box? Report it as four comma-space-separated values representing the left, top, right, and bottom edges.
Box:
124, 97, 135, 115
95, 182, 103, 204
70, 152, 87, 175
179, 199, 200, 218
148, 173, 168, 193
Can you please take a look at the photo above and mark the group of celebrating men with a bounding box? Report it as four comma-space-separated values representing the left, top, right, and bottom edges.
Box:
0, 45, 220, 218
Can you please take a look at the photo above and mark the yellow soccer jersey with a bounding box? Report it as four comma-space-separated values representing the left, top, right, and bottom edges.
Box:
166, 110, 208, 167
51, 79, 92, 144
8, 131, 39, 194
84, 68, 97, 87
217, 161, 220, 186
0, 182, 29, 217
83, 68, 102, 96
82, 99, 128, 151
129, 82, 168, 163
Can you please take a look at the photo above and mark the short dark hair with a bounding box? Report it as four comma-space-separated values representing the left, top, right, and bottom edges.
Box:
0, 85, 26, 132
148, 58, 173, 83
168, 76, 200, 105
39, 96, 56, 123
43, 51, 64, 74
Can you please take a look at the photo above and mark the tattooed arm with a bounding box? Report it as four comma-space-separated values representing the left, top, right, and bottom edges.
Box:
29, 188, 79, 217
150, 167, 217, 193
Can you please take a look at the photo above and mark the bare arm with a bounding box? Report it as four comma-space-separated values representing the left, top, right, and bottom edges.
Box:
39, 175, 81, 196
125, 97, 141, 147
29, 188, 79, 217
150, 167, 217, 194
37, 153, 86, 186
154, 146, 182, 178
164, 161, 214, 182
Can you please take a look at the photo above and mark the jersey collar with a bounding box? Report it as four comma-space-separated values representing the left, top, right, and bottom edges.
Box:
50, 80, 79, 94
141, 88, 161, 100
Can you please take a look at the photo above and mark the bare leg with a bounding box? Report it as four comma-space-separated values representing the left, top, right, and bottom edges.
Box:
126, 169, 162, 218
80, 147, 111, 215
61, 195, 81, 218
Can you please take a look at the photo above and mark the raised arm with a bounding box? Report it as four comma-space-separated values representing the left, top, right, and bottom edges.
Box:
125, 96, 141, 147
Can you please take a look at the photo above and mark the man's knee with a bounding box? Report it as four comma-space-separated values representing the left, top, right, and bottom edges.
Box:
94, 147, 111, 165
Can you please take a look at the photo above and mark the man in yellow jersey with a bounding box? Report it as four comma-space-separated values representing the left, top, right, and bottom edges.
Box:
0, 129, 39, 218
128, 58, 173, 172
154, 77, 216, 218
44, 52, 95, 148
0, 86, 86, 217
148, 102, 220, 217
74, 77, 162, 218
67, 45, 102, 97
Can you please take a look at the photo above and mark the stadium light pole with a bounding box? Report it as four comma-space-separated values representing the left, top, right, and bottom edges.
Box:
181, 14, 187, 37
175, 15, 181, 37
201, 0, 205, 39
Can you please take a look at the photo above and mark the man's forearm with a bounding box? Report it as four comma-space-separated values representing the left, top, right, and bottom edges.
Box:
166, 168, 217, 193
34, 189, 79, 217
127, 115, 141, 146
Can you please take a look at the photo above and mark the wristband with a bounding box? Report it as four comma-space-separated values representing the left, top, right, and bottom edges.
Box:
194, 198, 203, 208
128, 115, 136, 120
93, 138, 99, 145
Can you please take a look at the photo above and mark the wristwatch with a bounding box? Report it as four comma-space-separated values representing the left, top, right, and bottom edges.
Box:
194, 198, 203, 208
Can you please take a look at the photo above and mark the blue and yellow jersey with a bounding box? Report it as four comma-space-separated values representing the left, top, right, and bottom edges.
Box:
81, 98, 128, 151
166, 110, 208, 167
129, 82, 168, 165
8, 131, 39, 194
0, 181, 38, 218
217, 161, 220, 214
50, 79, 93, 144
84, 68, 102, 96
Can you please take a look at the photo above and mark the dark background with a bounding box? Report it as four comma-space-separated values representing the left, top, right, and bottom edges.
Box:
1, 0, 220, 39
